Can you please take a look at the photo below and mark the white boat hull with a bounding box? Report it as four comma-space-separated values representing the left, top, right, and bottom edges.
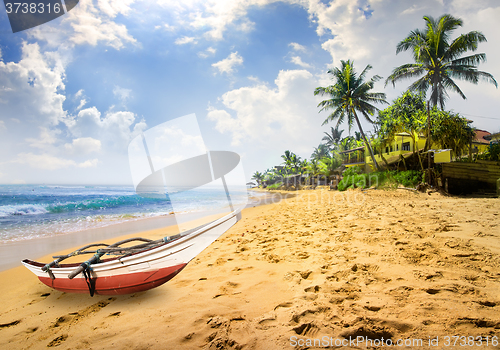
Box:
22, 210, 240, 295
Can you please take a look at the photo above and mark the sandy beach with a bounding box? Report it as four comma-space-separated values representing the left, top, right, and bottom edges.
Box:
0, 189, 499, 349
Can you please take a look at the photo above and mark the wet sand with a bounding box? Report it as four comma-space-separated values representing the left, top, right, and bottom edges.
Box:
0, 189, 499, 349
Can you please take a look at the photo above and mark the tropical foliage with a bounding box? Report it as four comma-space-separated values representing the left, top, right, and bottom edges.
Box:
251, 171, 264, 186
315, 59, 388, 169
252, 14, 495, 190
377, 91, 475, 162
338, 167, 423, 191
322, 126, 344, 150
431, 111, 474, 160
478, 143, 500, 161
386, 14, 497, 109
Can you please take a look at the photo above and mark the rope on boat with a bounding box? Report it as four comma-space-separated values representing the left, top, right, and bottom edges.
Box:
40, 215, 235, 295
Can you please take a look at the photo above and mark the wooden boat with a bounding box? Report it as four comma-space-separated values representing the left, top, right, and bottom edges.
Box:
23, 114, 246, 296
22, 209, 241, 295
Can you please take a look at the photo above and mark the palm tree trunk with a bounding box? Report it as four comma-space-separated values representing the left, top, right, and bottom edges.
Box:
353, 112, 379, 170
413, 136, 425, 172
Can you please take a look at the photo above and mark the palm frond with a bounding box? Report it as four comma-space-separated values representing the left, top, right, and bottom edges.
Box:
450, 53, 487, 66
444, 31, 487, 61
448, 66, 498, 87
396, 29, 426, 54
441, 75, 466, 100
385, 64, 425, 87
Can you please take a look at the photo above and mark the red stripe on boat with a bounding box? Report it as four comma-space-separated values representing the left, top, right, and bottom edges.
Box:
37, 263, 187, 295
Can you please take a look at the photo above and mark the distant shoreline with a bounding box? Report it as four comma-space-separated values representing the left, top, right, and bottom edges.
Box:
0, 190, 283, 272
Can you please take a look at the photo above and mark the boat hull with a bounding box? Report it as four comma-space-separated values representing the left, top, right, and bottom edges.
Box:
36, 263, 187, 295
22, 210, 240, 295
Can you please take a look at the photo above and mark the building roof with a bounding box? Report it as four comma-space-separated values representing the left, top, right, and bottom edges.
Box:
474, 129, 491, 145
484, 132, 500, 141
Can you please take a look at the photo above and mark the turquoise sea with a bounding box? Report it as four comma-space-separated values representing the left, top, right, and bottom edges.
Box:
0, 184, 251, 243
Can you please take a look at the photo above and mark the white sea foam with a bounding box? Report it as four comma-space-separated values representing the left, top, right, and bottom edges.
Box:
0, 204, 48, 217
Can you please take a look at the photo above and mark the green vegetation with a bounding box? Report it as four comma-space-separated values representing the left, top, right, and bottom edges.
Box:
386, 14, 497, 109
315, 59, 388, 170
478, 143, 500, 161
267, 182, 283, 190
338, 167, 423, 191
377, 91, 475, 162
252, 14, 496, 191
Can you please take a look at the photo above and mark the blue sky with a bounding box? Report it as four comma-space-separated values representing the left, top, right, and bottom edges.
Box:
0, 0, 499, 185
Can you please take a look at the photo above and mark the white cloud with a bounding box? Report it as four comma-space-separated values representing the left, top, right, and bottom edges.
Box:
207, 69, 324, 150
113, 86, 132, 103
174, 36, 197, 45
290, 56, 312, 69
26, 127, 61, 149
155, 0, 272, 41
77, 159, 100, 168
198, 46, 217, 58
67, 107, 146, 150
247, 75, 263, 83
289, 42, 307, 53
212, 52, 243, 75
74, 89, 88, 110
14, 153, 97, 170
77, 99, 87, 110
65, 137, 102, 155
0, 42, 66, 127
401, 4, 426, 15
0, 121, 5, 131
28, 0, 137, 49
188, 0, 259, 40
98, 0, 135, 18
163, 23, 176, 31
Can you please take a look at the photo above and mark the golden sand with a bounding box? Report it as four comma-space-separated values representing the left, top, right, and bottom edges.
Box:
0, 189, 499, 349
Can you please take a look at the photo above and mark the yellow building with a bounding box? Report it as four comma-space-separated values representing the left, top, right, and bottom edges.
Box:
341, 130, 491, 171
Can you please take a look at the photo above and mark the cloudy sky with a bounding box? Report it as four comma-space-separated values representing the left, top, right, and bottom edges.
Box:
0, 0, 499, 185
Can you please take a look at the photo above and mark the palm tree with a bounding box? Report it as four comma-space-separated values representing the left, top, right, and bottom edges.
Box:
290, 153, 302, 174
315, 60, 387, 170
310, 144, 330, 162
385, 14, 497, 109
251, 171, 264, 187
322, 126, 344, 150
319, 156, 342, 184
281, 150, 293, 174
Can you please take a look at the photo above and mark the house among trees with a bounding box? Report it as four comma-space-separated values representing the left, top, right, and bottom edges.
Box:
341, 129, 492, 172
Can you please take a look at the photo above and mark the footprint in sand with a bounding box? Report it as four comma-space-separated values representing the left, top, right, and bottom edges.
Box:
47, 334, 68, 347
27, 292, 51, 306
0, 319, 21, 328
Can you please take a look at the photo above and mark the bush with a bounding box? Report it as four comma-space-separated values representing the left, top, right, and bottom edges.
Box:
342, 165, 364, 176
338, 170, 422, 191
390, 170, 422, 187
479, 143, 500, 161
267, 182, 283, 190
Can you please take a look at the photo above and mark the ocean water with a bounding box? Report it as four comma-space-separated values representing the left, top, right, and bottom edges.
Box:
0, 184, 251, 243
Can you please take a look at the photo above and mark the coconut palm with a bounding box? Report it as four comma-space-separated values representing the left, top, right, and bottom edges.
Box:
385, 14, 497, 109
319, 156, 342, 183
315, 60, 387, 170
281, 150, 301, 174
322, 126, 344, 150
251, 171, 264, 187
290, 153, 302, 174
310, 144, 330, 162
